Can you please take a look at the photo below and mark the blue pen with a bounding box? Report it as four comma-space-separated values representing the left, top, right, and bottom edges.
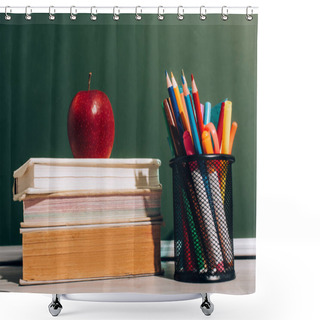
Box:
181, 76, 202, 155
204, 102, 212, 125
165, 71, 184, 138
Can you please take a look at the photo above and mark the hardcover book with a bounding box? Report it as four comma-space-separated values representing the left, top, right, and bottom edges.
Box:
13, 158, 161, 200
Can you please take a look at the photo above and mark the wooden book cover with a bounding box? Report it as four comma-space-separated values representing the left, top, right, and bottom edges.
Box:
20, 221, 162, 285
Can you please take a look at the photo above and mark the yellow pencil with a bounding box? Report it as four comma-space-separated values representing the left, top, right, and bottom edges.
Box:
221, 101, 232, 154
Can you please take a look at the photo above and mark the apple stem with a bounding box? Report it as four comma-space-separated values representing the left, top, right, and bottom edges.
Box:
88, 72, 92, 91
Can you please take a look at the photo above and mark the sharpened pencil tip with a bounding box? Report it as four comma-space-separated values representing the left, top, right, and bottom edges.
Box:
171, 71, 174, 79
191, 74, 194, 81
181, 75, 185, 84
181, 69, 185, 78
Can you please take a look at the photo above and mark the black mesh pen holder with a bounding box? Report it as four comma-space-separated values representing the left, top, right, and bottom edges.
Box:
169, 154, 235, 283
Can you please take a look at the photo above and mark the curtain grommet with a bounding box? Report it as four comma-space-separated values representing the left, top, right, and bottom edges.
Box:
90, 6, 97, 21
177, 6, 184, 21
113, 6, 120, 21
221, 6, 228, 21
5, 6, 12, 21
70, 6, 77, 21
246, 6, 253, 21
158, 6, 164, 21
25, 6, 32, 21
135, 6, 142, 21
200, 6, 207, 21
49, 6, 55, 21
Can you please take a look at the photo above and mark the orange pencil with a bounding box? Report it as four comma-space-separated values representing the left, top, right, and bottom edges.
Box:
180, 91, 187, 115
171, 72, 192, 140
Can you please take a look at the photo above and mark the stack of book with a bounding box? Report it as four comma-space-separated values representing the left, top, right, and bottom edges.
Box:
13, 158, 163, 285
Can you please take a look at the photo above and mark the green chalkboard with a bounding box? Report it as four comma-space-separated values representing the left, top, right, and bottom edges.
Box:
0, 14, 257, 245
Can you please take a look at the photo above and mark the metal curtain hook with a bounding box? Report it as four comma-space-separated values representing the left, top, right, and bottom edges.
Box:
221, 6, 228, 21
5, 6, 12, 21
49, 6, 55, 21
177, 6, 184, 21
135, 6, 142, 21
200, 6, 207, 21
246, 6, 253, 21
70, 6, 77, 20
113, 6, 120, 21
158, 6, 164, 21
25, 6, 32, 20
90, 6, 97, 21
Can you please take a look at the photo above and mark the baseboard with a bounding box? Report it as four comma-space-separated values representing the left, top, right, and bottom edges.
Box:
161, 238, 256, 258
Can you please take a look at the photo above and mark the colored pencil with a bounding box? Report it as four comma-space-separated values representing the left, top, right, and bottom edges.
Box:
166, 71, 184, 138
163, 99, 185, 157
182, 70, 198, 127
191, 74, 205, 137
179, 89, 187, 115
161, 101, 175, 157
182, 76, 202, 155
171, 72, 192, 136
167, 98, 176, 127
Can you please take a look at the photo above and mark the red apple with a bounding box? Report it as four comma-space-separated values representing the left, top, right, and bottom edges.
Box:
67, 73, 115, 158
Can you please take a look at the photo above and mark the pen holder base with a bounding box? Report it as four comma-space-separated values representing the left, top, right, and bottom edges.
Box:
170, 154, 235, 283
174, 270, 235, 283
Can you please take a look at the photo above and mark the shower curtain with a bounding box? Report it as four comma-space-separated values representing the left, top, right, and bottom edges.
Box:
0, 8, 257, 297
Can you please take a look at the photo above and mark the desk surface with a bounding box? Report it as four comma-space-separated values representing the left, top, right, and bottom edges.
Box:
0, 246, 255, 295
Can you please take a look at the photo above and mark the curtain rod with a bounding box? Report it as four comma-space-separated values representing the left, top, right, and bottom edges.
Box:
0, 6, 258, 15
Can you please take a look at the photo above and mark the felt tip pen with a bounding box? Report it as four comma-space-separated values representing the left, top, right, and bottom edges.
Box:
183, 131, 195, 156
217, 101, 225, 150
204, 122, 220, 154
201, 131, 214, 154
221, 101, 232, 154
203, 102, 211, 126
229, 121, 238, 155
